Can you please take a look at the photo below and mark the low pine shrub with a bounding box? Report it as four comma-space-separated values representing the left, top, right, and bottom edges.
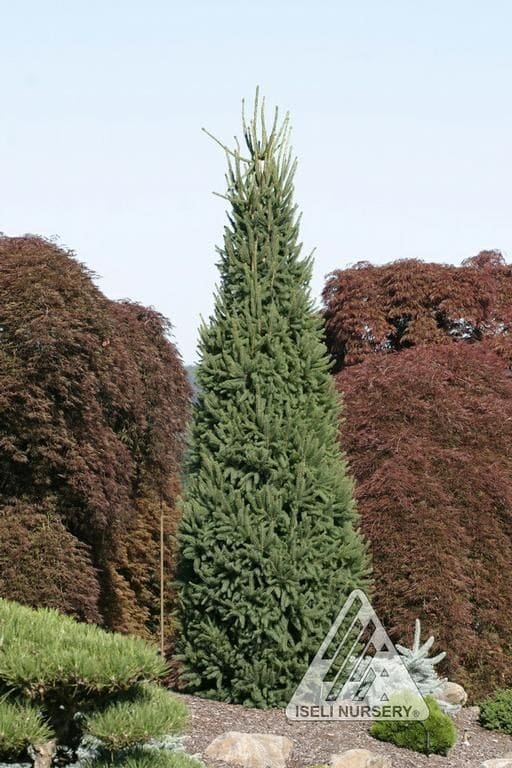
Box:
0, 698, 53, 759
370, 695, 457, 756
480, 688, 512, 735
86, 685, 187, 750
86, 750, 202, 768
0, 599, 189, 767
0, 599, 166, 699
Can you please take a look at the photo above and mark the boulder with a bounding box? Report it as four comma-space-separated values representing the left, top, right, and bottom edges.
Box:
480, 760, 512, 768
437, 681, 468, 707
331, 748, 392, 768
205, 731, 293, 768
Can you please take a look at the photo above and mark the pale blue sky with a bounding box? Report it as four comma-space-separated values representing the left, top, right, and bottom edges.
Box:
2, 1, 511, 363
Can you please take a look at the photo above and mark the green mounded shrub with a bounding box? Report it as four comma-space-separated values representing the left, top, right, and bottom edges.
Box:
480, 688, 512, 735
86, 685, 187, 750
0, 599, 188, 766
370, 695, 457, 756
0, 698, 53, 758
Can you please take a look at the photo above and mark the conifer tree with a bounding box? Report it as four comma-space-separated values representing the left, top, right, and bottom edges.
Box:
175, 93, 369, 707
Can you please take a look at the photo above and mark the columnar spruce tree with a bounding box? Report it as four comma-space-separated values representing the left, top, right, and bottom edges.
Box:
176, 93, 369, 707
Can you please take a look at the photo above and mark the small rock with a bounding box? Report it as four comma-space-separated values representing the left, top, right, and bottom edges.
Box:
437, 681, 468, 706
481, 760, 512, 768
205, 731, 293, 768
331, 748, 392, 768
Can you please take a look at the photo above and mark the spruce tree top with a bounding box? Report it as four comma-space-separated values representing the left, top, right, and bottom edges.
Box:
194, 91, 332, 432
176, 92, 369, 708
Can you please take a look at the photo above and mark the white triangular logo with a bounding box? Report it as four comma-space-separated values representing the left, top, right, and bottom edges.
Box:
286, 589, 429, 721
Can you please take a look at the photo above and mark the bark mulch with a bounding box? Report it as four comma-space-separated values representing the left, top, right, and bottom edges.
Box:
176, 693, 512, 768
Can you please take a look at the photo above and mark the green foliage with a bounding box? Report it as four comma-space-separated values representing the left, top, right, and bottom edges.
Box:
175, 92, 369, 708
0, 600, 186, 765
479, 688, 512, 735
370, 696, 457, 756
87, 749, 202, 768
0, 698, 53, 758
86, 686, 187, 750
0, 600, 167, 700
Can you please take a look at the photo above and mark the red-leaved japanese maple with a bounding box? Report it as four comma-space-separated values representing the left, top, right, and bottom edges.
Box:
323, 252, 512, 698
0, 236, 191, 638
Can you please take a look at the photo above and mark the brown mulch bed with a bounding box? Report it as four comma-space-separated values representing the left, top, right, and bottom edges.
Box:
176, 693, 512, 768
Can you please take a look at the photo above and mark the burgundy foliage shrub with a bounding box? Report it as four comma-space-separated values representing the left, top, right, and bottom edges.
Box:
323, 252, 512, 698
0, 499, 101, 623
0, 235, 191, 638
324, 251, 512, 369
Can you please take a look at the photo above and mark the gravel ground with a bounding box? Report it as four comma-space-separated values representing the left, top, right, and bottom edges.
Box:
177, 693, 512, 768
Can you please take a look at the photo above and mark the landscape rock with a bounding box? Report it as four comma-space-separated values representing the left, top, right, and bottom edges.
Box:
331, 748, 392, 768
205, 731, 293, 768
436, 681, 468, 706
480, 760, 512, 768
